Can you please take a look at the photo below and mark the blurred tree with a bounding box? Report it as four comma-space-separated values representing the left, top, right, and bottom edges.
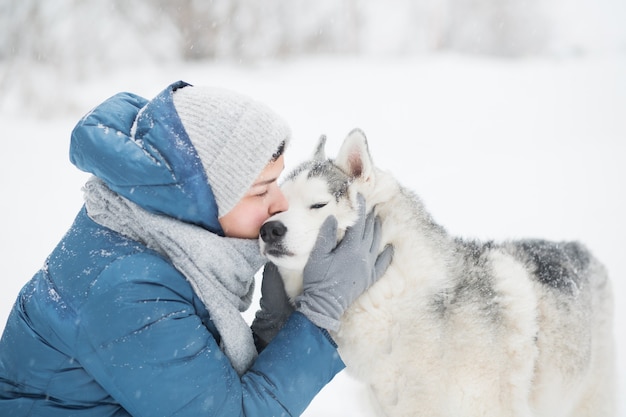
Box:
443, 0, 548, 56
0, 0, 620, 116
0, 0, 582, 68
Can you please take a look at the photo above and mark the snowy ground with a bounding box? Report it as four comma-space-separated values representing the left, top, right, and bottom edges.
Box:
1, 54, 624, 415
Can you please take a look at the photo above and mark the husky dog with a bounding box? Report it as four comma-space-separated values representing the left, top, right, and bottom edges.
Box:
259, 129, 615, 417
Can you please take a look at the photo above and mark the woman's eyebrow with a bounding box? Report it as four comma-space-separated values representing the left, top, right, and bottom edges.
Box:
252, 177, 277, 187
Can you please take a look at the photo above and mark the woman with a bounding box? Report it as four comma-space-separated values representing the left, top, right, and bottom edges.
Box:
0, 81, 392, 416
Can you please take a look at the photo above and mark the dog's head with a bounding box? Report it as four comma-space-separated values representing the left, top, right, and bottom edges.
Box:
259, 129, 376, 297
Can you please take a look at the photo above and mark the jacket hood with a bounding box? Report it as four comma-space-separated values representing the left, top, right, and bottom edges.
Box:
70, 80, 223, 234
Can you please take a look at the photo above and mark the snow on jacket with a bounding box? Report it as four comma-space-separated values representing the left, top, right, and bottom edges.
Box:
0, 82, 345, 416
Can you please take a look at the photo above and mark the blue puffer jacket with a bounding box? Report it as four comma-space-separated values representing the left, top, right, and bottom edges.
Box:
0, 82, 345, 416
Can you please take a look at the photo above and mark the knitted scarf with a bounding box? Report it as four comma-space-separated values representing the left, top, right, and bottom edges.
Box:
83, 177, 265, 375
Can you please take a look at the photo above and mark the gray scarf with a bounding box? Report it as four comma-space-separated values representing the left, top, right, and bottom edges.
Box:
83, 177, 265, 375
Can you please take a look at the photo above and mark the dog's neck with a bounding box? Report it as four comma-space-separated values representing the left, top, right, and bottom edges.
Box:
276, 267, 304, 304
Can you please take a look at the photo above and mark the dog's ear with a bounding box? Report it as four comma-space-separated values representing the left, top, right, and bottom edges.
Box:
335, 128, 373, 181
313, 135, 327, 161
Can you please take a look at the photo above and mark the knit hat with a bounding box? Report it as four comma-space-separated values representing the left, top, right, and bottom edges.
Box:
172, 85, 291, 217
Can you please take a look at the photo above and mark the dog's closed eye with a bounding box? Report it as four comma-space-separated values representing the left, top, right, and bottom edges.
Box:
310, 202, 328, 210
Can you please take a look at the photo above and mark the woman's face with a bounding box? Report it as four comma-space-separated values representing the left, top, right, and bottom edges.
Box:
218, 155, 288, 239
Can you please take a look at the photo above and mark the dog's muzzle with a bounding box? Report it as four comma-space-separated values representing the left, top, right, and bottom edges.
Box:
260, 221, 287, 245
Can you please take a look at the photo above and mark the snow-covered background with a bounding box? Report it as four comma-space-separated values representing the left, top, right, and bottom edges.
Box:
1, 0, 624, 415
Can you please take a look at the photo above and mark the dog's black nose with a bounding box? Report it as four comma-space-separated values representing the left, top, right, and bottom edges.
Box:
260, 221, 287, 244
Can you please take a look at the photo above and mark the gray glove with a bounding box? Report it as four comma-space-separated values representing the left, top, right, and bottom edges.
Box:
251, 262, 294, 349
295, 195, 394, 332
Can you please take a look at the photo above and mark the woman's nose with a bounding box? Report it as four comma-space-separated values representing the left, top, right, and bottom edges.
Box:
269, 188, 289, 215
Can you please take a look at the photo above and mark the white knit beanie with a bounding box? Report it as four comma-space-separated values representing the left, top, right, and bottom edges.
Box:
172, 86, 291, 217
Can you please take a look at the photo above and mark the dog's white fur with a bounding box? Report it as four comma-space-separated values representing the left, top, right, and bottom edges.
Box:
259, 130, 615, 417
